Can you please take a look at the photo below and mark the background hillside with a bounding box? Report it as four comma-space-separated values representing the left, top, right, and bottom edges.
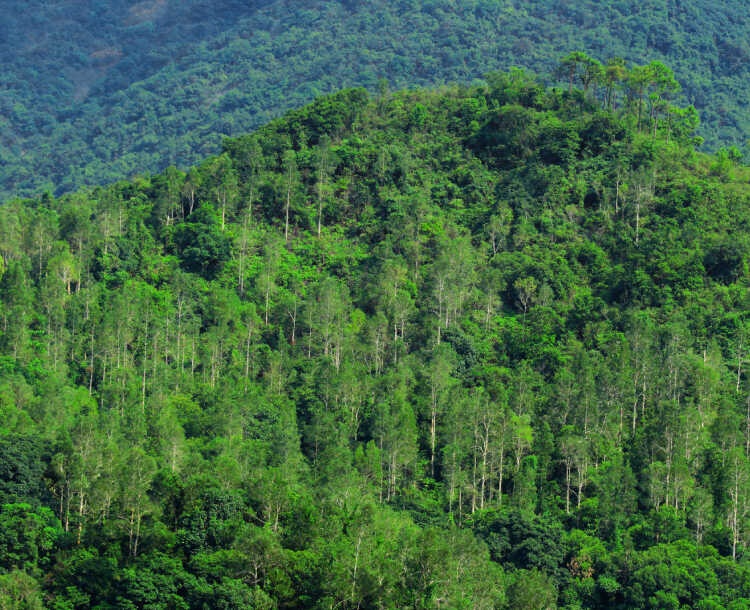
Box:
2, 0, 750, 199
2, 71, 750, 608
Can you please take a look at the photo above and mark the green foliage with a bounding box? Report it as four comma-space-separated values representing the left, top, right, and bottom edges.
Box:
0, 504, 60, 575
1, 72, 750, 608
174, 205, 232, 279
0, 570, 45, 610
0, 436, 49, 504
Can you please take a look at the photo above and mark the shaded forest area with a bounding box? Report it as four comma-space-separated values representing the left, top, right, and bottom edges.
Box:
2, 0, 750, 199
2, 69, 750, 607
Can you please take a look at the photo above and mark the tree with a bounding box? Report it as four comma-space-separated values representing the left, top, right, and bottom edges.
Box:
375, 255, 415, 359
623, 540, 726, 608
118, 446, 157, 558
282, 149, 299, 241
306, 276, 350, 369
0, 503, 60, 576
0, 259, 33, 361
175, 205, 232, 279
0, 435, 47, 506
559, 52, 589, 94
726, 447, 750, 560
314, 135, 336, 237
203, 154, 239, 230
0, 570, 45, 610
506, 568, 557, 610
224, 136, 264, 221
47, 242, 79, 295
603, 57, 628, 110
558, 51, 603, 98
559, 428, 590, 513
626, 64, 653, 131
371, 363, 418, 502
181, 167, 203, 218
645, 60, 680, 134
406, 527, 505, 609
429, 231, 476, 343
487, 204, 513, 257
423, 344, 458, 479
514, 276, 538, 317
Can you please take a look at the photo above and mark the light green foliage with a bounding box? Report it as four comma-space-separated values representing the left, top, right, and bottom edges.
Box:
0, 570, 45, 610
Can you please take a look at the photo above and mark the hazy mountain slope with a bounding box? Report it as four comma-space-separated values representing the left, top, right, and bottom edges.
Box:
1, 0, 749, 198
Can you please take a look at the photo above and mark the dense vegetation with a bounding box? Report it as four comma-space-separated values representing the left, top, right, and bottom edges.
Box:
2, 68, 750, 608
3, 0, 750, 199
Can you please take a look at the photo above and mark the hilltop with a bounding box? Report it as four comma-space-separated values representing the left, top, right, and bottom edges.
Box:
1, 73, 750, 607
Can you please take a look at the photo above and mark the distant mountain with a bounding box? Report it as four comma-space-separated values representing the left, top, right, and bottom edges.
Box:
2, 0, 749, 198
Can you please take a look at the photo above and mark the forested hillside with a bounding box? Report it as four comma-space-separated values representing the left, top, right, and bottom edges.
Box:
1, 68, 750, 608
2, 0, 750, 199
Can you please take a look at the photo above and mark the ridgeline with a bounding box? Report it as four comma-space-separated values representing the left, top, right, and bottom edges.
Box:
3, 0, 750, 199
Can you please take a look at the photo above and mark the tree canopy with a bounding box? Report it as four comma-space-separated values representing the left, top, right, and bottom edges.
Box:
1, 68, 750, 608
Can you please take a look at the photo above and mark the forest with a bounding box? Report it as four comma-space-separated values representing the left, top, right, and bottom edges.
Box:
2, 64, 750, 608
3, 0, 750, 200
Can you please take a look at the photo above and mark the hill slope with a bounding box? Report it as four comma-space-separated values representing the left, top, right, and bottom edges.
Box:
2, 74, 750, 607
2, 0, 750, 199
